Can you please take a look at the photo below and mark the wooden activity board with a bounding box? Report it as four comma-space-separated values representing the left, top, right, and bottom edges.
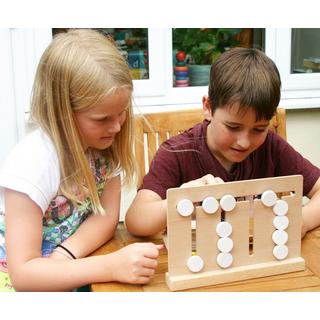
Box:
165, 175, 305, 291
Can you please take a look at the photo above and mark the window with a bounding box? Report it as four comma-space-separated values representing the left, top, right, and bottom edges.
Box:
291, 28, 320, 74
6, 28, 320, 120
171, 28, 265, 88
53, 28, 150, 80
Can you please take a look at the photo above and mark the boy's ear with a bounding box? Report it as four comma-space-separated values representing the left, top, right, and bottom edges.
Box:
202, 96, 213, 120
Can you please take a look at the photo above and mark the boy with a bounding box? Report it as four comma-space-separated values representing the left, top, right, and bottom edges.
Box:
126, 47, 320, 237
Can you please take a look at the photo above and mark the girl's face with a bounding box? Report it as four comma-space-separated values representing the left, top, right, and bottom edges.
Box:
203, 98, 270, 171
74, 89, 131, 151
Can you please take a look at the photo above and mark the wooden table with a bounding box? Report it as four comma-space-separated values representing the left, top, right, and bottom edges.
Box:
90, 223, 320, 292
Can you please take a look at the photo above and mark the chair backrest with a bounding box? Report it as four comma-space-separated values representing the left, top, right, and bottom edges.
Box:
134, 107, 286, 187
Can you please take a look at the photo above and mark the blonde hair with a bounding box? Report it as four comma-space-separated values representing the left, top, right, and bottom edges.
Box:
30, 29, 136, 215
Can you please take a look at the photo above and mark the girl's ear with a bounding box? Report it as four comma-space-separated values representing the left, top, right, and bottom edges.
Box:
202, 96, 213, 121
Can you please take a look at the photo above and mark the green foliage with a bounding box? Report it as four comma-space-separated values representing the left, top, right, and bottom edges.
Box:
172, 28, 242, 65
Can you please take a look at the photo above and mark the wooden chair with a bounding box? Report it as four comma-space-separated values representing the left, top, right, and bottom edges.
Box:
134, 107, 286, 187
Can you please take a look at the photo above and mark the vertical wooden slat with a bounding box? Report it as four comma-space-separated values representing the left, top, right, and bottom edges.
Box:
269, 107, 286, 140
250, 200, 275, 263
146, 132, 157, 167
134, 116, 145, 188
227, 200, 251, 267
283, 194, 302, 259
167, 191, 192, 276
276, 108, 287, 140
196, 206, 220, 271
158, 131, 168, 146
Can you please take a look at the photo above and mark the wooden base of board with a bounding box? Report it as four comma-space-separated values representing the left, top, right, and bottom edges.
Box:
166, 257, 305, 291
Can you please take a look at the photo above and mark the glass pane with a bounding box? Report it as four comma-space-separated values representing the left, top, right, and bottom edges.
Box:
52, 28, 149, 80
291, 28, 320, 74
172, 28, 265, 87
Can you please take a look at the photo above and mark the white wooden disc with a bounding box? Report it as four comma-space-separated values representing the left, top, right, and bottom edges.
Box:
273, 199, 289, 216
216, 252, 233, 268
217, 237, 233, 253
177, 199, 194, 217
261, 190, 277, 207
216, 221, 232, 238
202, 196, 219, 214
187, 255, 204, 273
273, 244, 289, 260
272, 230, 288, 245
220, 195, 236, 212
273, 216, 289, 230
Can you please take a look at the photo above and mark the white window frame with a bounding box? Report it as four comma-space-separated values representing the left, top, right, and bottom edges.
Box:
11, 28, 168, 112
10, 28, 320, 118
0, 29, 18, 166
3, 27, 320, 165
133, 28, 167, 97
136, 28, 320, 111
266, 28, 320, 108
10, 28, 52, 138
134, 28, 210, 112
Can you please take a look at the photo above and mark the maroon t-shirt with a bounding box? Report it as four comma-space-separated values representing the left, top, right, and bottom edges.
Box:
141, 120, 320, 199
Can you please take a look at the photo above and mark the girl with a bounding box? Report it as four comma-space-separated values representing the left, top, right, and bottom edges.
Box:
0, 29, 162, 291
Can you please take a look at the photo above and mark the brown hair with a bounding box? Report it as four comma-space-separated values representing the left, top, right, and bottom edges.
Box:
208, 47, 281, 120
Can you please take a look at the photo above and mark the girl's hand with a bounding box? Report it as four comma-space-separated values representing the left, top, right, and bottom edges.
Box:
110, 242, 163, 284
49, 250, 73, 260
180, 174, 224, 188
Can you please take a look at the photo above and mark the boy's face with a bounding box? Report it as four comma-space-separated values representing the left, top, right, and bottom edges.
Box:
203, 97, 270, 171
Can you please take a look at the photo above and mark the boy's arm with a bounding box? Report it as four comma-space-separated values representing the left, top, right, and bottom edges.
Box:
301, 177, 320, 237
125, 189, 167, 237
125, 174, 221, 237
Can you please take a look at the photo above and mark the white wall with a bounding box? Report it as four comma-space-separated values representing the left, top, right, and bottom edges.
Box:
286, 108, 320, 167
0, 29, 18, 165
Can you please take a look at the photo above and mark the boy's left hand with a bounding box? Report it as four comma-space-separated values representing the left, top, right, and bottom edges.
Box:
180, 174, 224, 188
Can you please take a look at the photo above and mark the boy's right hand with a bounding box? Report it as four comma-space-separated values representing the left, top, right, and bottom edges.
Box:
180, 174, 224, 188
110, 242, 163, 284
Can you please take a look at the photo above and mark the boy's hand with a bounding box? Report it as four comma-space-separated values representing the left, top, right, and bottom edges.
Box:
110, 242, 163, 284
180, 174, 224, 188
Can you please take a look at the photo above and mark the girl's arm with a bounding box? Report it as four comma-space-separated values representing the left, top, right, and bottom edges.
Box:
5, 187, 162, 291
302, 177, 320, 237
56, 175, 122, 258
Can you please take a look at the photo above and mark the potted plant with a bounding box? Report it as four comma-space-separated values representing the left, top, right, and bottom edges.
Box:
172, 28, 242, 86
